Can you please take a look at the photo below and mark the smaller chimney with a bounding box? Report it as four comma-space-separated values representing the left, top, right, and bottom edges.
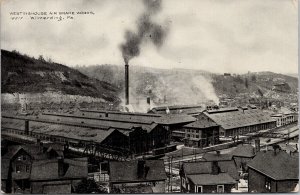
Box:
137, 160, 147, 179
272, 144, 281, 155
57, 156, 68, 177
211, 161, 220, 175
137, 160, 145, 178
216, 150, 220, 155
147, 97, 151, 105
58, 157, 64, 176
25, 120, 29, 135
147, 97, 151, 112
255, 139, 260, 153
125, 64, 129, 105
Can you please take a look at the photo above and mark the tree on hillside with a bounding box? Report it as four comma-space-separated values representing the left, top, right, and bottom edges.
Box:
245, 78, 249, 88
258, 89, 264, 97
38, 55, 46, 62
251, 75, 257, 82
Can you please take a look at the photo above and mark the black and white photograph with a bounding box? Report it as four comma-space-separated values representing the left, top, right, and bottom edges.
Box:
1, 0, 299, 193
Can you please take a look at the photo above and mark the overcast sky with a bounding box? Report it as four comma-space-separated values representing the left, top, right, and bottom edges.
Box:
1, 0, 298, 74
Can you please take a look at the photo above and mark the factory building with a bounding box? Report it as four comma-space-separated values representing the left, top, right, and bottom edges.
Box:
172, 118, 219, 148
1, 114, 169, 157
78, 109, 196, 141
270, 107, 298, 127
200, 106, 276, 137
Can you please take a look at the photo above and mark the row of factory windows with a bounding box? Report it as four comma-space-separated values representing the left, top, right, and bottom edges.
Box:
275, 116, 297, 127
223, 122, 275, 137
4, 129, 68, 143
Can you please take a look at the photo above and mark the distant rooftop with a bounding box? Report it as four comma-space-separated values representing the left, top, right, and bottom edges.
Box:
148, 104, 204, 115
231, 144, 256, 158
184, 118, 218, 129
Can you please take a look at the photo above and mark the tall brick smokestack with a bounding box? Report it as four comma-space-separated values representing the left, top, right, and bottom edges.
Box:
125, 64, 129, 105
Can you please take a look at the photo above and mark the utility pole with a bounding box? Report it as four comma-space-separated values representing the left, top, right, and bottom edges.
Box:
288, 127, 290, 144
170, 156, 173, 192
168, 156, 171, 192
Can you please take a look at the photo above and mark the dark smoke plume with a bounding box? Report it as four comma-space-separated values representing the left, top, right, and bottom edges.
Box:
120, 0, 168, 64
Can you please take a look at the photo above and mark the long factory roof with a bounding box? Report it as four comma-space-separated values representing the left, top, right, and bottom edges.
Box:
42, 111, 196, 126
2, 114, 159, 133
148, 104, 204, 115
80, 109, 162, 117
38, 113, 159, 132
42, 111, 158, 125
1, 117, 120, 143
203, 107, 276, 130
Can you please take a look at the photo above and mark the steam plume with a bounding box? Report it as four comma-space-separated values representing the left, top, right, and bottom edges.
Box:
120, 0, 168, 64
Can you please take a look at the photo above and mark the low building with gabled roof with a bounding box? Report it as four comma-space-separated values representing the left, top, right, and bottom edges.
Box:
109, 160, 167, 193
230, 144, 256, 172
29, 158, 88, 194
180, 161, 238, 193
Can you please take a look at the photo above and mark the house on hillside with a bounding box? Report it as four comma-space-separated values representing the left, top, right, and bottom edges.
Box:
248, 150, 298, 193
109, 160, 167, 193
179, 161, 237, 193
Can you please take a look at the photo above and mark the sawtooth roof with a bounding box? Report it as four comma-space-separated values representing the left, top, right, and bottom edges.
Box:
29, 121, 118, 143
